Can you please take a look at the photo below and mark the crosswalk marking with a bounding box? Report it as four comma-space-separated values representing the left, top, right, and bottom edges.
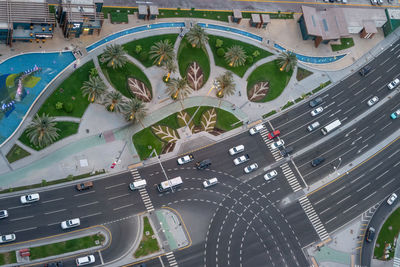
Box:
299, 196, 330, 241
165, 252, 178, 266
280, 163, 302, 192
130, 169, 154, 212
260, 128, 283, 161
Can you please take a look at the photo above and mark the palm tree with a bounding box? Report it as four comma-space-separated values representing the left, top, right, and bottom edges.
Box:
81, 75, 107, 103
103, 91, 125, 112
162, 59, 177, 82
149, 39, 175, 66
224, 45, 246, 67
278, 51, 297, 72
166, 77, 192, 109
100, 44, 128, 69
123, 98, 148, 126
185, 24, 209, 48
216, 71, 236, 98
26, 114, 60, 148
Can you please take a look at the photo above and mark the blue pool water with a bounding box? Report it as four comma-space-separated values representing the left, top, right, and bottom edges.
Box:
198, 23, 263, 42
274, 43, 346, 64
0, 52, 75, 144
86, 22, 185, 52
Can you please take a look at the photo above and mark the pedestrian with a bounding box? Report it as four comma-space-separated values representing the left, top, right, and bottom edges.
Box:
238, 91, 241, 96
98, 133, 102, 138
180, 27, 183, 33
74, 63, 77, 69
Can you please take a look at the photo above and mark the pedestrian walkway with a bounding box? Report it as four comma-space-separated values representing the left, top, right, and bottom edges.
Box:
260, 128, 283, 161
280, 162, 302, 192
130, 168, 155, 212
298, 196, 330, 241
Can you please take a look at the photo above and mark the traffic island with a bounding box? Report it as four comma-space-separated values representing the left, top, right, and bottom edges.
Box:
374, 207, 400, 260
133, 216, 160, 258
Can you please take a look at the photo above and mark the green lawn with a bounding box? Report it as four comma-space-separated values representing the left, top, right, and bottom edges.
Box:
312, 81, 332, 94
159, 8, 231, 22
19, 121, 80, 151
30, 234, 105, 260
215, 108, 242, 131
157, 113, 180, 129
37, 61, 93, 117
262, 110, 277, 119
177, 38, 210, 87
0, 252, 17, 265
242, 11, 294, 19
6, 144, 31, 163
99, 58, 152, 98
282, 101, 294, 110
123, 34, 179, 68
134, 216, 160, 258
102, 7, 137, 19
208, 35, 273, 78
331, 37, 355, 52
110, 11, 129, 23
374, 208, 400, 260
247, 60, 293, 102
132, 127, 164, 160
296, 67, 313, 81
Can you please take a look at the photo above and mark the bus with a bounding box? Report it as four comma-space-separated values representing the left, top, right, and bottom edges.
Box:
321, 119, 341, 135
157, 176, 183, 192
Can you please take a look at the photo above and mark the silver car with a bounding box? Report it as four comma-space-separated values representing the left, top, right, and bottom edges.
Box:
367, 96, 379, 107
311, 107, 324, 117
244, 163, 258, 174
264, 170, 278, 181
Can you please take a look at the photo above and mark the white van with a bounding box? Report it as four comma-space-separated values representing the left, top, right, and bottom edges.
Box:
76, 255, 95, 266
129, 179, 147, 190
203, 178, 218, 188
249, 124, 265, 135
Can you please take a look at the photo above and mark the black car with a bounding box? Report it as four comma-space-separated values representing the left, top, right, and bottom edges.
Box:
311, 157, 325, 167
359, 65, 372, 76
196, 159, 212, 170
366, 227, 375, 242
309, 97, 323, 108
281, 147, 294, 157
45, 262, 63, 267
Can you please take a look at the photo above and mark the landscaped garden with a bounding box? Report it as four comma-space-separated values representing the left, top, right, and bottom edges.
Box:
0, 252, 16, 265
374, 207, 400, 260
134, 216, 160, 258
331, 37, 355, 52
296, 67, 313, 81
6, 144, 31, 163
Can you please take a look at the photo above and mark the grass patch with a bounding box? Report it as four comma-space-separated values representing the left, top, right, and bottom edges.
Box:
110, 11, 129, 23
6, 144, 31, 163
262, 110, 277, 119
123, 34, 179, 68
159, 8, 231, 22
30, 234, 105, 260
19, 121, 79, 151
294, 96, 304, 103
0, 252, 17, 265
99, 58, 152, 98
296, 67, 313, 81
48, 5, 56, 14
208, 35, 273, 78
242, 11, 294, 19
215, 108, 242, 131
177, 38, 210, 86
134, 216, 160, 258
374, 208, 400, 260
157, 113, 180, 129
312, 81, 332, 94
331, 37, 355, 52
102, 7, 137, 19
132, 128, 164, 160
37, 61, 94, 117
281, 101, 294, 110
247, 60, 293, 102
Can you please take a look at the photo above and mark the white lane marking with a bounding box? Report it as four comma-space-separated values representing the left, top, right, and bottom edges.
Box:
357, 182, 371, 192
382, 178, 395, 188
343, 204, 358, 214
351, 136, 362, 145
363, 191, 377, 201
329, 109, 342, 118
325, 216, 337, 224
350, 174, 365, 184
377, 84, 386, 92
343, 106, 356, 115
356, 126, 369, 135
394, 161, 400, 167
81, 212, 102, 219
330, 186, 346, 196
74, 191, 95, 197
361, 95, 373, 103
8, 205, 30, 210
337, 195, 351, 204
77, 201, 99, 208
373, 114, 385, 123
320, 207, 331, 215
380, 122, 392, 131
14, 227, 37, 233
113, 204, 134, 211
357, 144, 369, 154
42, 197, 64, 204
44, 209, 67, 215
313, 197, 326, 206
354, 87, 367, 96
108, 193, 130, 201
387, 64, 397, 73
275, 108, 318, 128
337, 99, 349, 107
370, 162, 383, 172
376, 170, 390, 180
105, 183, 126, 189
331, 90, 344, 99
390, 44, 400, 52
380, 57, 390, 65
349, 80, 360, 88
47, 222, 60, 226
10, 215, 34, 221
371, 76, 382, 85
345, 128, 357, 137
362, 134, 375, 143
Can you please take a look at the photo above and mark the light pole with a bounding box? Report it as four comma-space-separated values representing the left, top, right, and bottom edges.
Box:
148, 146, 173, 192
333, 157, 342, 175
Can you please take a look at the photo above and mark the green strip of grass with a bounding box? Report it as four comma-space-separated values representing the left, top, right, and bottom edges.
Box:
247, 60, 293, 102
215, 108, 242, 131
123, 34, 179, 68
110, 11, 129, 23
157, 113, 180, 129
132, 128, 164, 160
312, 81, 332, 94
6, 144, 31, 163
134, 216, 160, 258
37, 61, 93, 118
99, 58, 152, 98
208, 35, 273, 78
19, 121, 79, 151
331, 37, 354, 52
177, 38, 210, 87
262, 110, 277, 119
374, 208, 400, 259
242, 11, 294, 19
102, 7, 137, 19
0, 252, 17, 265
296, 67, 313, 81
159, 8, 230, 22
30, 234, 105, 260
281, 101, 294, 110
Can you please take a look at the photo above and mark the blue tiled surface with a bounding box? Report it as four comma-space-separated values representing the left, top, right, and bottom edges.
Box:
197, 23, 263, 42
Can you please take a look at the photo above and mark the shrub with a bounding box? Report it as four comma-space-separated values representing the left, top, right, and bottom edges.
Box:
253, 50, 260, 57
55, 102, 63, 110
216, 39, 223, 48
135, 45, 142, 54
64, 102, 74, 113
246, 56, 254, 64
217, 48, 225, 57
139, 51, 148, 61
41, 179, 47, 186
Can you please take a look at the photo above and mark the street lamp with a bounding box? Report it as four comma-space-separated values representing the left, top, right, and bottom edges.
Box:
333, 157, 342, 174
148, 146, 174, 192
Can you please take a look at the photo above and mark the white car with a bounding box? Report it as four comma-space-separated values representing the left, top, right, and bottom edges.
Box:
203, 178, 218, 188
229, 145, 245, 156
244, 163, 258, 174
76, 255, 95, 266
264, 170, 278, 181
367, 96, 379, 107
311, 107, 324, 117
233, 154, 250, 165
20, 193, 40, 204
270, 140, 285, 150
388, 78, 400, 90
0, 210, 8, 219
387, 193, 398, 205
249, 124, 265, 135
61, 218, 81, 229
177, 154, 194, 165
0, 234, 16, 243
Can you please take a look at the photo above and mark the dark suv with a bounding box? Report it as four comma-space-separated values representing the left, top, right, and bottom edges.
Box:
196, 159, 212, 170
309, 97, 323, 108
311, 157, 325, 167
366, 227, 375, 242
281, 147, 294, 157
359, 65, 372, 76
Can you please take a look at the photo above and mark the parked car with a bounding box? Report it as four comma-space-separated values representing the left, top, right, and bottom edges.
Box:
391, 109, 400, 119
311, 157, 325, 167
387, 78, 400, 90
229, 145, 245, 156
0, 210, 8, 219
264, 170, 278, 181
359, 65, 372, 76
281, 147, 294, 157
307, 121, 320, 132
233, 154, 250, 165
268, 130, 281, 140
0, 234, 16, 243
76, 255, 95, 266
244, 163, 258, 173
377, 0, 383, 5
387, 193, 398, 205
370, 0, 377, 4
365, 227, 375, 243
20, 193, 40, 204
270, 140, 285, 150
309, 97, 323, 108
311, 107, 324, 117
203, 178, 218, 188
76, 181, 93, 191
45, 261, 64, 267
367, 96, 379, 107
177, 154, 194, 165
61, 218, 81, 230
196, 159, 212, 170
249, 124, 265, 135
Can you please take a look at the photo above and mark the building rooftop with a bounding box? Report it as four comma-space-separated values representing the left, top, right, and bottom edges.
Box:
251, 14, 260, 23
149, 5, 158, 15
61, 0, 103, 23
233, 9, 242, 19
138, 5, 147, 15
261, 14, 270, 23
386, 9, 400, 20
0, 0, 55, 26
341, 7, 386, 29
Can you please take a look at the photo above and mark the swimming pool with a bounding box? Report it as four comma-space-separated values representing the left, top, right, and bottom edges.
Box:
0, 52, 75, 145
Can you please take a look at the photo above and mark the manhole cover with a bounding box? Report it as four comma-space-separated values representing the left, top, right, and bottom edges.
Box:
145, 231, 150, 236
